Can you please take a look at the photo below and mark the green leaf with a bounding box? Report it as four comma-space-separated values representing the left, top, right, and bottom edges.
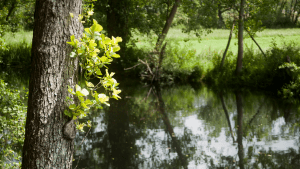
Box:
66, 41, 75, 47
113, 46, 120, 52
84, 99, 93, 105
78, 96, 84, 102
87, 120, 92, 127
64, 110, 72, 117
69, 104, 76, 110
70, 13, 74, 18
77, 49, 84, 55
68, 86, 75, 95
100, 56, 108, 62
112, 36, 122, 44
91, 20, 103, 32
101, 34, 105, 41
81, 89, 89, 96
76, 91, 85, 97
111, 54, 120, 58
104, 38, 111, 44
96, 69, 102, 75
75, 84, 81, 92
89, 40, 97, 49
85, 28, 91, 35
86, 81, 94, 88
81, 102, 88, 109
70, 35, 75, 42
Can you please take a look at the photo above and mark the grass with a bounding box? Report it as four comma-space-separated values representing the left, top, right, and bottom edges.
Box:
1, 31, 32, 68
4, 28, 300, 55
134, 28, 300, 55
3, 31, 33, 45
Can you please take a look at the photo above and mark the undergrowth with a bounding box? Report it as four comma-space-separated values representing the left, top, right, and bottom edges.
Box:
204, 40, 300, 95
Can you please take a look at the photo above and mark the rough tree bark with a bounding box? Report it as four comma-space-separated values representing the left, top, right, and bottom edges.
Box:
236, 0, 245, 76
22, 0, 83, 168
155, 0, 181, 51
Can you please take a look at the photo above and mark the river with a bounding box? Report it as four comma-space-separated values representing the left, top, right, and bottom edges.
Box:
71, 79, 300, 169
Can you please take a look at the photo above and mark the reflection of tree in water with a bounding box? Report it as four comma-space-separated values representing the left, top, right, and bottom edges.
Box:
72, 84, 147, 169
72, 82, 300, 168
236, 91, 244, 169
200, 89, 300, 168
153, 82, 188, 168
72, 82, 198, 168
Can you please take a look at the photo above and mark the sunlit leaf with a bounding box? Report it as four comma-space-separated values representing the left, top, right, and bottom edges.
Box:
91, 20, 103, 32
86, 81, 94, 88
81, 89, 89, 96
111, 54, 120, 58
75, 84, 81, 92
96, 69, 102, 75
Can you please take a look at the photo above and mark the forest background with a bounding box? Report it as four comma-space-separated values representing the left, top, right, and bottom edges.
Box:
2, 0, 300, 168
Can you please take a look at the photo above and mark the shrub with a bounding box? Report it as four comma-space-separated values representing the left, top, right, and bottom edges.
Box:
0, 80, 27, 168
203, 40, 300, 91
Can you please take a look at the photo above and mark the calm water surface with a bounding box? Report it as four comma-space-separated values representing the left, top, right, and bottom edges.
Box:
72, 80, 300, 169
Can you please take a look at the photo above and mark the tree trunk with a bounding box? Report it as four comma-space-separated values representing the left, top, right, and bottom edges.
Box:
220, 19, 235, 69
245, 29, 266, 58
22, 0, 83, 168
106, 0, 129, 49
155, 0, 181, 51
5, 0, 16, 21
290, 0, 295, 21
107, 99, 133, 168
236, 0, 245, 76
293, 0, 299, 24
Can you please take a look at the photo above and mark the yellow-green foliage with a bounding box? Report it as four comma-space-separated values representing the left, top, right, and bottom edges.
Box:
66, 19, 122, 131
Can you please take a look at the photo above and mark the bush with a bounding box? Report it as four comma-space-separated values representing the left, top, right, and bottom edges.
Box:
162, 41, 205, 82
204, 40, 300, 91
0, 80, 27, 168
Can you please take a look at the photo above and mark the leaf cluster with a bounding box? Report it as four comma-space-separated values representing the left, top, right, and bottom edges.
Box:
66, 19, 122, 131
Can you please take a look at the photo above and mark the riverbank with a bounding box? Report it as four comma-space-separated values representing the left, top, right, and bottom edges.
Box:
2, 28, 300, 99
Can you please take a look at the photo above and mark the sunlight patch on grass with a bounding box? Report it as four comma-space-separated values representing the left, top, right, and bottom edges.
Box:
3, 31, 33, 45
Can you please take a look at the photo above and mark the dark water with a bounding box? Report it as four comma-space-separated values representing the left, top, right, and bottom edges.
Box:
72, 80, 300, 169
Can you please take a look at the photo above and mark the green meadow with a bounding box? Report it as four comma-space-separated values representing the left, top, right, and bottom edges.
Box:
4, 28, 300, 55
134, 28, 300, 55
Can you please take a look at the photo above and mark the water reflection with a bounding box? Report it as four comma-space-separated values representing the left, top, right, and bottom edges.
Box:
72, 81, 300, 168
